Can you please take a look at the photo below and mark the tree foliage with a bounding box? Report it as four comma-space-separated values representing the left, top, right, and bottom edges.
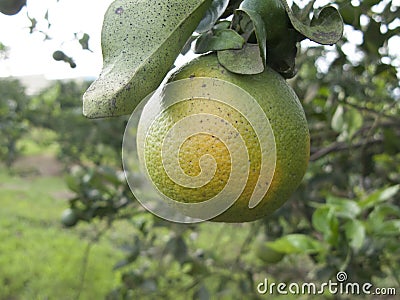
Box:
0, 78, 29, 167
1, 0, 399, 299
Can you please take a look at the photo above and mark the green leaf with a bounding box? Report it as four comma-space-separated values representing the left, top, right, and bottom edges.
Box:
359, 185, 400, 209
52, 50, 76, 68
331, 105, 363, 141
266, 234, 324, 254
65, 174, 80, 193
193, 284, 210, 300
361, 18, 386, 56
339, 3, 361, 28
196, 0, 229, 33
78, 33, 91, 51
213, 20, 231, 30
279, 0, 344, 45
331, 104, 344, 133
343, 107, 363, 140
312, 205, 339, 246
344, 219, 365, 251
232, 7, 267, 66
326, 195, 361, 219
367, 204, 400, 230
236, 0, 299, 77
194, 28, 245, 53
217, 43, 264, 74
83, 0, 212, 118
113, 237, 141, 270
291, 0, 316, 24
241, 0, 288, 43
165, 236, 188, 264
312, 206, 332, 234
180, 35, 197, 56
376, 220, 400, 236
28, 15, 37, 34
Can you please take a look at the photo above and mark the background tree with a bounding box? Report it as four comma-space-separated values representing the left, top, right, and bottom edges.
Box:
0, 78, 29, 167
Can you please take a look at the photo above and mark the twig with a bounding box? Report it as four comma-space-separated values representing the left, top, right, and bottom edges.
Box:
339, 99, 399, 122
310, 137, 384, 161
234, 221, 263, 264
75, 221, 112, 300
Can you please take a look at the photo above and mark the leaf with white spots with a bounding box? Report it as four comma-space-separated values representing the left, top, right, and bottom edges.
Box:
83, 0, 212, 118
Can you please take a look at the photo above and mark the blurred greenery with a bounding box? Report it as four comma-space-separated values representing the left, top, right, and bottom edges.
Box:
0, 0, 399, 299
0, 169, 124, 299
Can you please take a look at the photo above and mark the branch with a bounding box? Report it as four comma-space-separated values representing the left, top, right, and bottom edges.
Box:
339, 99, 399, 122
75, 221, 111, 300
310, 137, 384, 161
310, 117, 400, 162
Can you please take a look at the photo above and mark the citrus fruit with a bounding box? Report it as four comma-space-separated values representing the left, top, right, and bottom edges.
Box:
135, 53, 309, 222
0, 0, 26, 15
61, 208, 79, 227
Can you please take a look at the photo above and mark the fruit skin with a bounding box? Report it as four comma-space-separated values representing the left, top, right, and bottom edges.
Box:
61, 208, 79, 227
0, 0, 26, 15
163, 53, 309, 222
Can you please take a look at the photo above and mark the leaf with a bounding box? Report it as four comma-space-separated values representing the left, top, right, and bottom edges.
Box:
194, 28, 245, 53
267, 234, 324, 254
83, 0, 212, 118
65, 174, 81, 193
28, 16, 38, 34
331, 105, 363, 141
361, 18, 384, 56
241, 0, 288, 43
279, 0, 344, 45
180, 35, 197, 55
312, 206, 332, 234
312, 205, 339, 246
217, 43, 264, 75
376, 220, 400, 236
291, 0, 316, 24
326, 195, 361, 219
331, 104, 344, 133
367, 204, 400, 230
344, 219, 365, 251
375, 64, 398, 83
236, 0, 299, 78
44, 9, 51, 28
113, 237, 141, 270
342, 107, 363, 140
359, 185, 400, 209
196, 0, 229, 33
79, 33, 91, 51
193, 284, 210, 300
165, 236, 188, 264
52, 50, 76, 68
221, 0, 242, 18
98, 165, 125, 186
339, 3, 361, 28
265, 28, 297, 78
213, 20, 231, 30
232, 8, 267, 66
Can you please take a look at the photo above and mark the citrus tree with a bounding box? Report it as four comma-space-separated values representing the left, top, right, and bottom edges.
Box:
66, 0, 400, 298
2, 0, 400, 299
0, 78, 29, 167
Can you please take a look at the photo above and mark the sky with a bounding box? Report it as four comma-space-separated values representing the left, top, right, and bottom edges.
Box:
0, 0, 399, 80
0, 0, 113, 79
